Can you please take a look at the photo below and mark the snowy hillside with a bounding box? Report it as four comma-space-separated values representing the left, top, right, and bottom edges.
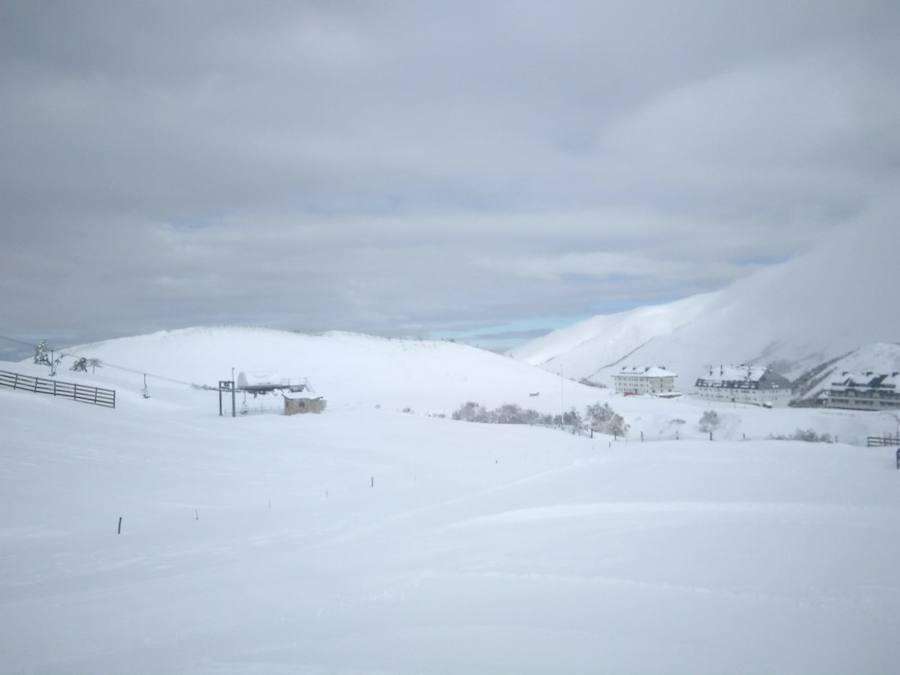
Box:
510, 211, 900, 388
11, 326, 897, 444
509, 292, 720, 376
3, 327, 900, 673
52, 326, 609, 416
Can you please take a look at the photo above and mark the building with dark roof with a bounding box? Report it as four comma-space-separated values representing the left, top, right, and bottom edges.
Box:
694, 365, 792, 407
822, 371, 900, 411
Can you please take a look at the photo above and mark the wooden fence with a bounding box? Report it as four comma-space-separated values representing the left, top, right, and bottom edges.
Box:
867, 435, 899, 448
0, 370, 116, 409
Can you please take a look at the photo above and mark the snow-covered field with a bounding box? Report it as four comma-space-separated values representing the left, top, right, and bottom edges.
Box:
2, 328, 900, 674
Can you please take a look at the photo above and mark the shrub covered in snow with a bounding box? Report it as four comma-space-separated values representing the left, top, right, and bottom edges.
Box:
452, 401, 627, 437
769, 428, 834, 443
698, 410, 720, 433
452, 401, 494, 423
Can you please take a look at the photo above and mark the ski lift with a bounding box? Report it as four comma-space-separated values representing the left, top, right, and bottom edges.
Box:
240, 391, 249, 415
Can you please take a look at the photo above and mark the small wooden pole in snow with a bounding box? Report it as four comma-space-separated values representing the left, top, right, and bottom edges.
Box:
117, 516, 122, 535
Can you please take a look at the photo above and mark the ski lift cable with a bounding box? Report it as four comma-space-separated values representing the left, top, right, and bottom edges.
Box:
0, 333, 312, 393
0, 333, 211, 389
0, 333, 45, 349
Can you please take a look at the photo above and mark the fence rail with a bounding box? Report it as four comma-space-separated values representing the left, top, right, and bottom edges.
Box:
867, 435, 899, 447
0, 370, 116, 409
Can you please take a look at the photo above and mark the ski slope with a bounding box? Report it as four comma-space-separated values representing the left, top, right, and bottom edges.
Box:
2, 328, 900, 674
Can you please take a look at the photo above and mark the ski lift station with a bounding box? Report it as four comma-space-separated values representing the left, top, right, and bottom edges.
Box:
218, 371, 325, 416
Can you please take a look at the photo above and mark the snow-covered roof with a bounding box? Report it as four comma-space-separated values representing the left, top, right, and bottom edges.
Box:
237, 371, 316, 393
614, 366, 677, 378
282, 389, 322, 400
829, 371, 900, 392
698, 365, 768, 383
238, 371, 291, 388
694, 365, 792, 392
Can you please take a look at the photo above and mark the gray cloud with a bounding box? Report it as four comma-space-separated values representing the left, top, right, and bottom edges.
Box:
1, 1, 898, 347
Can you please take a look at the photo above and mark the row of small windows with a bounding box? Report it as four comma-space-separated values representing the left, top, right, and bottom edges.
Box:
830, 397, 899, 407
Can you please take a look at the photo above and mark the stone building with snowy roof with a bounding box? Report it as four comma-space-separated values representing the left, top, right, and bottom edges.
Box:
822, 371, 900, 411
282, 390, 327, 415
612, 366, 677, 395
694, 365, 792, 407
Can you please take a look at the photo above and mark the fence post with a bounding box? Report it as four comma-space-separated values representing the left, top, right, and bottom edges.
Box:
13, 373, 19, 390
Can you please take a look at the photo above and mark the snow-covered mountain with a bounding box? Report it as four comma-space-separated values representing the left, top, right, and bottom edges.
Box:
510, 208, 900, 388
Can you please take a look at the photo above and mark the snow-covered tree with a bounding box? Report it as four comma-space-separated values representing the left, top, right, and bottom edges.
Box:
562, 407, 584, 431
33, 340, 50, 365
586, 403, 628, 437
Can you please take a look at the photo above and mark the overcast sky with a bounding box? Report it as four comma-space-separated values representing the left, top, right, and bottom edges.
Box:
1, 1, 898, 353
